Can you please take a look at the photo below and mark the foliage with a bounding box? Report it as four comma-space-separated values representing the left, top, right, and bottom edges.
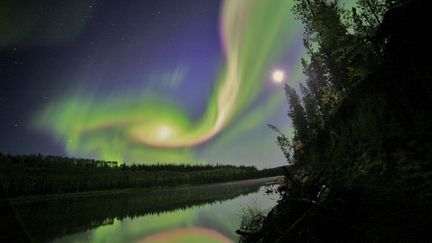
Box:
238, 204, 267, 243
241, 0, 432, 242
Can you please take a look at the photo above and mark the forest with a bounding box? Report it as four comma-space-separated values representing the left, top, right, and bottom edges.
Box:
0, 153, 283, 199
238, 0, 432, 242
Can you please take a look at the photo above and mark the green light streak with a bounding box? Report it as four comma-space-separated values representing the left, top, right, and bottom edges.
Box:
34, 0, 300, 164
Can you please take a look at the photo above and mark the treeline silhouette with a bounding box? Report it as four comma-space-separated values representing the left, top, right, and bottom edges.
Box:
0, 178, 268, 243
239, 0, 432, 242
0, 153, 283, 198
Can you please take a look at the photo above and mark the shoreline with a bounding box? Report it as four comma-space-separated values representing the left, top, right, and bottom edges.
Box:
0, 176, 283, 206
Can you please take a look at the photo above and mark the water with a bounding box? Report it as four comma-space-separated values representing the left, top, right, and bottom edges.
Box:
0, 177, 280, 243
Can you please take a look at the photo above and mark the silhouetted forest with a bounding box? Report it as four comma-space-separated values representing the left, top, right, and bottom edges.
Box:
239, 0, 432, 242
0, 153, 283, 198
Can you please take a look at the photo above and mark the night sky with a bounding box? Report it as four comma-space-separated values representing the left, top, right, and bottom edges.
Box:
0, 0, 305, 168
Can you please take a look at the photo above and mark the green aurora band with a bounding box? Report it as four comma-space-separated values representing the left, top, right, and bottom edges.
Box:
34, 0, 300, 164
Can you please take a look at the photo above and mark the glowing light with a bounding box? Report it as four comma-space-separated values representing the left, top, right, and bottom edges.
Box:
34, 0, 300, 163
157, 126, 173, 140
272, 70, 285, 83
139, 227, 232, 243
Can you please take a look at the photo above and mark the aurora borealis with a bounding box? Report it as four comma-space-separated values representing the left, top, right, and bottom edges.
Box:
0, 0, 304, 167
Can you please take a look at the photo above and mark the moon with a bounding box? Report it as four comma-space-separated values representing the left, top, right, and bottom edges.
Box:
272, 70, 285, 83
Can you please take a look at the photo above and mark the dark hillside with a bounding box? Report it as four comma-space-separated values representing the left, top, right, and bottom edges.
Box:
239, 1, 432, 242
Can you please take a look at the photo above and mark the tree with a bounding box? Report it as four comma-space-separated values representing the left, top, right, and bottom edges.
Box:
285, 85, 308, 143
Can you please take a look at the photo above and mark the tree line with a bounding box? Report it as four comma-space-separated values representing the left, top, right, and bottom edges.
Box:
0, 153, 283, 198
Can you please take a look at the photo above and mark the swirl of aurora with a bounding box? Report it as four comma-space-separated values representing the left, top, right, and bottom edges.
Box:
34, 0, 297, 163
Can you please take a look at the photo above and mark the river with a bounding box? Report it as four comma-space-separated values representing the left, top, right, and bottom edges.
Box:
0, 177, 281, 243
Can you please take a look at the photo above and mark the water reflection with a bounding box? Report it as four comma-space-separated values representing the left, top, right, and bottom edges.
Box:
0, 177, 279, 243
138, 227, 232, 243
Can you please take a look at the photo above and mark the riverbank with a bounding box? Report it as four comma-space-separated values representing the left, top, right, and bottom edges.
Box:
0, 176, 283, 206
0, 154, 284, 199
238, 0, 432, 242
